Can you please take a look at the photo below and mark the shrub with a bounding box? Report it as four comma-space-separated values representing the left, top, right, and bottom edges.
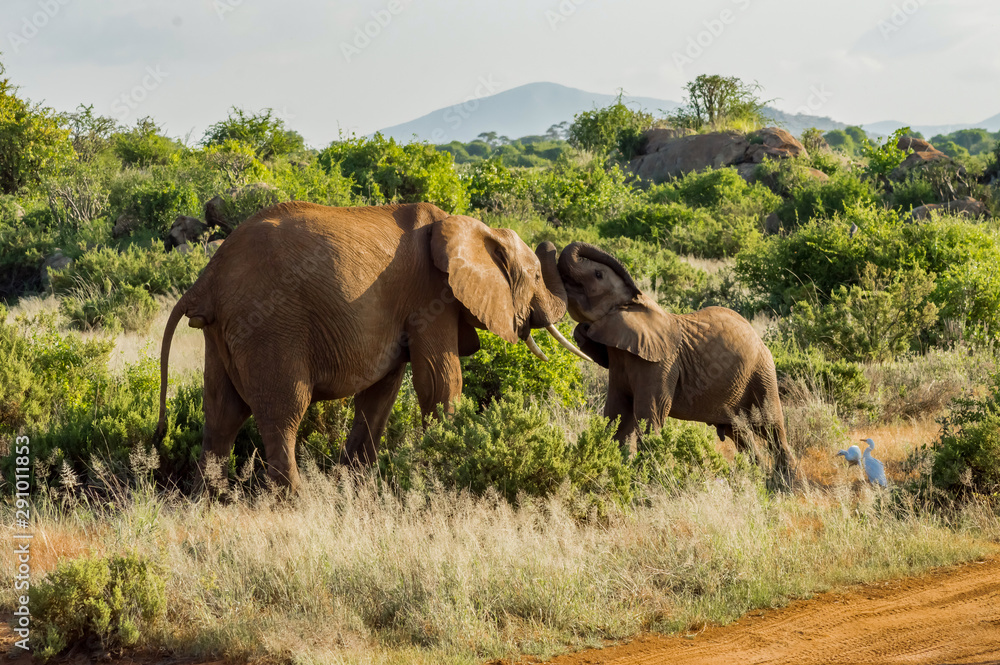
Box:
770, 341, 869, 414
526, 157, 638, 228
208, 181, 289, 231
31, 554, 165, 661
601, 200, 757, 258
651, 166, 779, 214
0, 67, 73, 194
780, 264, 939, 363
51, 243, 207, 331
861, 127, 912, 180
909, 377, 1000, 499
268, 158, 355, 207
461, 322, 585, 408
759, 160, 877, 227
319, 133, 468, 213
784, 400, 848, 456
462, 157, 528, 212
113, 117, 179, 167
568, 93, 654, 160
202, 107, 305, 160
107, 169, 201, 235
632, 420, 728, 485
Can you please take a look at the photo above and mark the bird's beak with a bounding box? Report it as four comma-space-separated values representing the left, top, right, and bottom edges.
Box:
858, 438, 868, 442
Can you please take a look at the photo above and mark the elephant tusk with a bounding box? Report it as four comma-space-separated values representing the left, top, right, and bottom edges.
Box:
525, 334, 548, 362
546, 324, 594, 363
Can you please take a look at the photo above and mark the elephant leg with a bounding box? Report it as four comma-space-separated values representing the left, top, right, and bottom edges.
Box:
606, 387, 637, 452
198, 334, 251, 487
409, 333, 463, 420
250, 382, 310, 492
632, 387, 669, 457
340, 364, 407, 467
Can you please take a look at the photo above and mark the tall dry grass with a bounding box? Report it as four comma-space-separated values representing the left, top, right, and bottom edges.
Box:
4, 462, 996, 665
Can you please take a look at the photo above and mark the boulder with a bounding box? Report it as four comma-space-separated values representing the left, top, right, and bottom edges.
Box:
642, 127, 697, 154
628, 126, 809, 184
175, 242, 193, 255
764, 212, 781, 235
744, 127, 809, 163
206, 239, 225, 255
112, 213, 140, 238
891, 136, 952, 179
909, 196, 990, 222
40, 251, 72, 289
629, 131, 750, 183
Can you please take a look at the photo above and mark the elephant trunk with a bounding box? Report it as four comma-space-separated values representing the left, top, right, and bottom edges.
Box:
558, 242, 641, 295
529, 241, 568, 328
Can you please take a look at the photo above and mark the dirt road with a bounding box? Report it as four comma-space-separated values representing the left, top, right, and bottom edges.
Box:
542, 558, 1000, 665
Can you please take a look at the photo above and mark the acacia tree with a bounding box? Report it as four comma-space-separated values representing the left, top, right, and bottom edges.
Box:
668, 75, 769, 131
202, 107, 305, 160
568, 92, 653, 160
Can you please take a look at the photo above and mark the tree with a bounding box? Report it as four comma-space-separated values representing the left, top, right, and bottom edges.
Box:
202, 107, 305, 160
63, 104, 118, 162
0, 60, 72, 194
667, 75, 769, 131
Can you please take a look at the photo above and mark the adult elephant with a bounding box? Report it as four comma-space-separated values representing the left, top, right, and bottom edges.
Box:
557, 242, 798, 485
157, 202, 588, 490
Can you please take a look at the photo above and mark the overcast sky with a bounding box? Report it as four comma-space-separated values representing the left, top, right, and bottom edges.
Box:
3, 0, 999, 147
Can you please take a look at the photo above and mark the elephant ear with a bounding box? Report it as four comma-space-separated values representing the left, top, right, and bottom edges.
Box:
585, 294, 676, 363
431, 215, 518, 343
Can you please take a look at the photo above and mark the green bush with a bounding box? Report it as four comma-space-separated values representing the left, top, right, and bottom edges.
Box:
113, 118, 179, 167
735, 203, 1000, 326
528, 157, 638, 228
31, 554, 165, 661
0, 67, 73, 194
107, 169, 201, 234
910, 377, 1000, 499
384, 393, 634, 509
268, 158, 355, 207
632, 420, 728, 485
202, 107, 305, 160
60, 280, 158, 333
462, 157, 528, 212
461, 323, 585, 408
769, 341, 869, 414
861, 127, 912, 180
760, 160, 877, 227
602, 200, 757, 258
651, 166, 779, 214
208, 181, 290, 231
780, 264, 939, 363
319, 133, 468, 213
568, 93, 654, 160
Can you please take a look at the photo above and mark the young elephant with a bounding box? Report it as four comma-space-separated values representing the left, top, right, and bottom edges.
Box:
558, 242, 798, 485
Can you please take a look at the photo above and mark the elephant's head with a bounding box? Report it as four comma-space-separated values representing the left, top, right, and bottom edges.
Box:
431, 216, 590, 360
558, 242, 674, 363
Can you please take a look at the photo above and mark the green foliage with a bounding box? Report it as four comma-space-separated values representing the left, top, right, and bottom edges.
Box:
107, 169, 201, 234
51, 244, 208, 331
652, 165, 781, 213
112, 117, 179, 167
64, 104, 118, 162
529, 158, 638, 227
758, 159, 877, 227
602, 200, 756, 259
202, 107, 305, 160
31, 554, 165, 661
910, 377, 1000, 499
268, 158, 355, 207
568, 93, 654, 160
319, 133, 468, 213
209, 182, 289, 231
823, 126, 868, 155
668, 75, 769, 132
861, 127, 912, 179
462, 157, 527, 212
799, 127, 827, 154
769, 341, 869, 414
781, 264, 939, 363
201, 139, 270, 188
632, 420, 728, 485
461, 323, 585, 408
930, 128, 998, 157
0, 66, 73, 194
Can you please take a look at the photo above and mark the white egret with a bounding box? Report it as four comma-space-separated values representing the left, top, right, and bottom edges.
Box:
859, 438, 887, 486
836, 445, 862, 466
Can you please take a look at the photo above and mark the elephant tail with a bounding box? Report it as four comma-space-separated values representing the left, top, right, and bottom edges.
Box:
156, 297, 188, 440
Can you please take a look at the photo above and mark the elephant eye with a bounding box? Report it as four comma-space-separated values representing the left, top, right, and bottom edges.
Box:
595, 270, 603, 279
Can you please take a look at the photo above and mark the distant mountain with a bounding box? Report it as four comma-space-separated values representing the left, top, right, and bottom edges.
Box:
376, 82, 681, 144
761, 108, 847, 135
863, 112, 1000, 138
376, 81, 999, 144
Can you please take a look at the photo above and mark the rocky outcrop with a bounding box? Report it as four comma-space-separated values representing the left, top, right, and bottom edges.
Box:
908, 196, 991, 222
628, 127, 809, 184
165, 215, 209, 251
891, 136, 953, 179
